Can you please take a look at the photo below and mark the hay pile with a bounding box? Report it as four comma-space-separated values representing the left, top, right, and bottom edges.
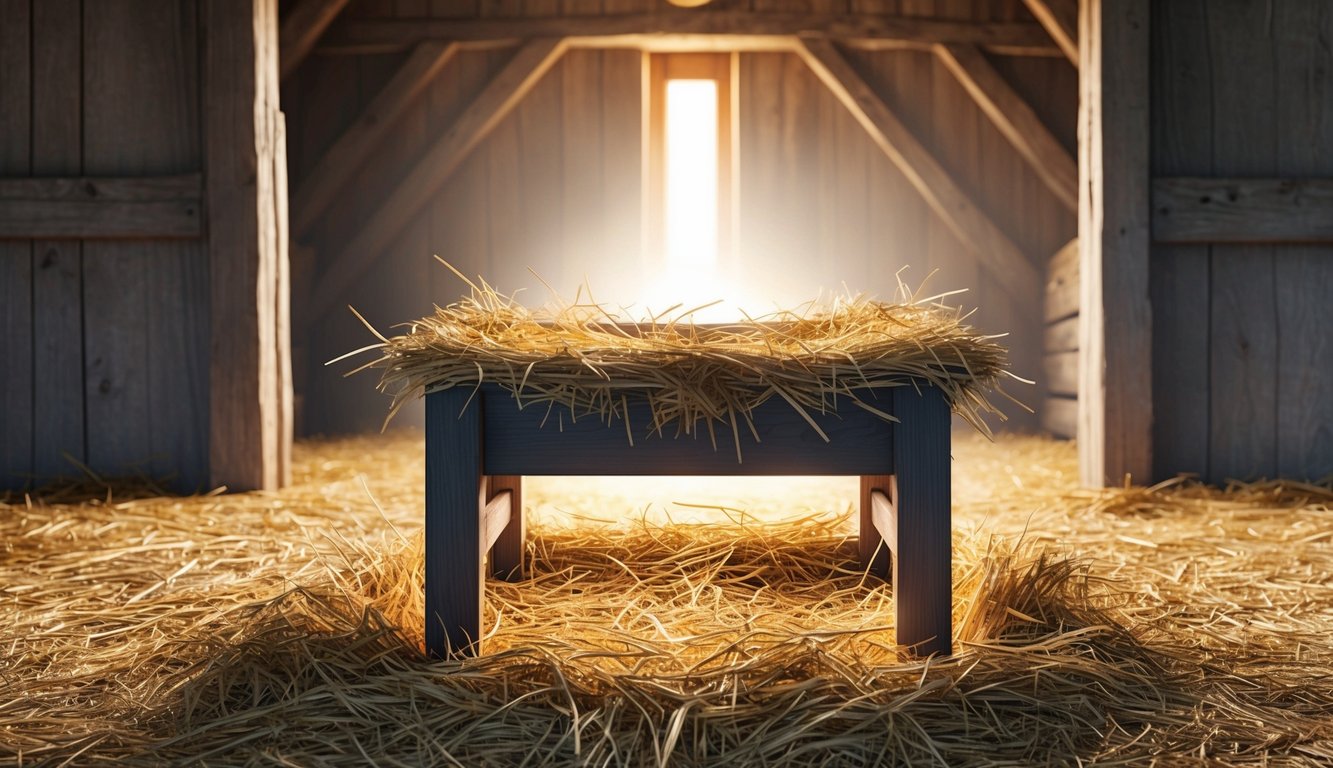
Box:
350, 267, 1015, 441
3, 433, 1333, 765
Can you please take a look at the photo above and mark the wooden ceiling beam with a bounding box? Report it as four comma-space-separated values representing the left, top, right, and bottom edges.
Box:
934, 43, 1077, 211
319, 13, 1059, 56
291, 41, 460, 239
280, 0, 353, 80
307, 38, 568, 323
795, 37, 1040, 311
1020, 0, 1078, 66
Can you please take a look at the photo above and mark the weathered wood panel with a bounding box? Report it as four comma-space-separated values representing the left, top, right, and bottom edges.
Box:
1043, 237, 1077, 321
1273, 1, 1333, 481
0, 175, 203, 240
0, 0, 33, 488
84, 0, 209, 491
1205, 1, 1278, 483
1148, 0, 1210, 481
205, 0, 287, 491
1079, 0, 1152, 486
1152, 177, 1333, 244
1041, 394, 1076, 438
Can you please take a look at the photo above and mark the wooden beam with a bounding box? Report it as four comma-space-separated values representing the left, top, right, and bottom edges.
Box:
796, 37, 1040, 311
869, 488, 895, 553
1022, 0, 1078, 66
0, 175, 202, 239
319, 34, 1061, 58
934, 43, 1077, 211
482, 489, 512, 553
309, 38, 567, 322
1077, 0, 1152, 487
205, 0, 286, 491
279, 0, 352, 80
1151, 177, 1333, 243
323, 13, 1057, 53
1044, 237, 1078, 322
291, 41, 460, 238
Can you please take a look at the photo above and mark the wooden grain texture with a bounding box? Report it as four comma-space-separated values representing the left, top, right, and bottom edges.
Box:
479, 386, 896, 475
1042, 350, 1076, 396
30, 0, 85, 481
425, 389, 486, 657
934, 43, 1076, 210
1273, 0, 1333, 481
481, 488, 512, 552
83, 0, 209, 490
486, 475, 525, 579
279, 0, 353, 79
311, 38, 567, 321
560, 49, 602, 285
890, 384, 951, 656
599, 49, 642, 297
205, 0, 284, 490
291, 41, 460, 238
797, 37, 1040, 312
0, 0, 32, 488
327, 12, 1056, 48
1043, 313, 1077, 352
1020, 0, 1076, 65
1151, 177, 1333, 244
1041, 394, 1076, 438
0, 188, 203, 239
1148, 0, 1210, 482
273, 112, 293, 487
1077, 0, 1151, 486
1206, 0, 1277, 483
859, 475, 893, 578
1043, 237, 1077, 321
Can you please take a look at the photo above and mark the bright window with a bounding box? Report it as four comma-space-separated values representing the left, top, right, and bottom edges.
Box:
646, 53, 734, 312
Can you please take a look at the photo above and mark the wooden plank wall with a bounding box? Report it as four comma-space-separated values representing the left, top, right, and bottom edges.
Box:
0, 0, 211, 491
289, 0, 1076, 436
1150, 0, 1333, 483
1041, 238, 1077, 437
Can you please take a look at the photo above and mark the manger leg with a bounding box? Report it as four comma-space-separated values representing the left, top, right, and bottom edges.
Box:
487, 475, 525, 579
425, 389, 485, 658
859, 475, 893, 578
891, 385, 953, 656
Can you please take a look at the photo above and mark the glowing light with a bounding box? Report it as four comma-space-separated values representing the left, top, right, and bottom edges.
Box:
664, 79, 719, 272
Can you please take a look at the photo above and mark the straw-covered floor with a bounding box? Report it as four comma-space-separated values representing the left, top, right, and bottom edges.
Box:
3, 432, 1331, 766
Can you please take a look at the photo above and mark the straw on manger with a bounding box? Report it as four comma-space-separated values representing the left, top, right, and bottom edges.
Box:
347, 264, 1019, 451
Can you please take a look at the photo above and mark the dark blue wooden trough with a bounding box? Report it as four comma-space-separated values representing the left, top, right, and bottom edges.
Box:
424, 381, 953, 658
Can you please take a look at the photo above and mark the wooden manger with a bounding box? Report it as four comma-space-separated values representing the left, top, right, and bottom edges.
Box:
425, 381, 952, 658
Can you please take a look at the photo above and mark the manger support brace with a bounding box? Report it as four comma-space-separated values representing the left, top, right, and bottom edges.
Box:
424, 384, 952, 658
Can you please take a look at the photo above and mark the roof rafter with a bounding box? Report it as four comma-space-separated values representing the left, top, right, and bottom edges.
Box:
795, 37, 1041, 312
279, 0, 354, 80
934, 42, 1077, 211
307, 38, 569, 323
1020, 0, 1078, 66
291, 41, 461, 239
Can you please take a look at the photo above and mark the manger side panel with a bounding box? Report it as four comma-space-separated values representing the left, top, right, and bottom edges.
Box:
425, 389, 485, 657
891, 385, 952, 656
481, 387, 894, 476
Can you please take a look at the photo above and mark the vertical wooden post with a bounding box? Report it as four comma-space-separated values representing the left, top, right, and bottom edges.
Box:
1077, 0, 1152, 487
859, 475, 892, 578
425, 390, 485, 658
487, 475, 525, 580
891, 385, 952, 657
204, 0, 290, 490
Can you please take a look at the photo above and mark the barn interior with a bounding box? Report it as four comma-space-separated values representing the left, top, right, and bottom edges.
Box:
2, 0, 1332, 764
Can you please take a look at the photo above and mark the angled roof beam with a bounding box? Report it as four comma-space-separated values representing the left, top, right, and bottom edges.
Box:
291, 41, 460, 239
279, 0, 353, 80
1021, 0, 1078, 67
795, 37, 1040, 311
307, 38, 568, 323
934, 43, 1077, 211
